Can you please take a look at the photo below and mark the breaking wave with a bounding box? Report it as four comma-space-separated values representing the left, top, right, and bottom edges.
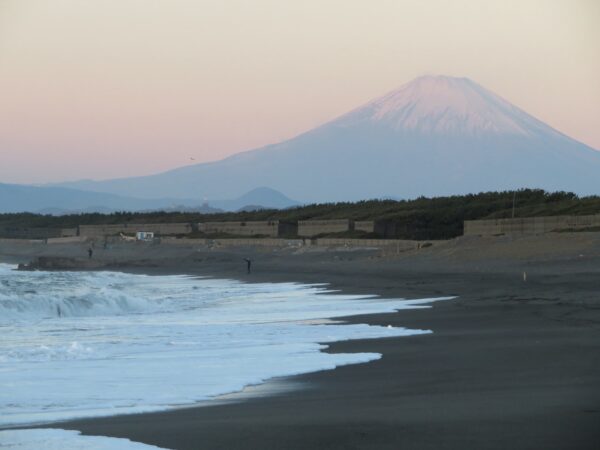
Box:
0, 265, 172, 321
0, 289, 165, 320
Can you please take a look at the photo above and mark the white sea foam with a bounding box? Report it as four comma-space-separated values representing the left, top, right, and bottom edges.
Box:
0, 428, 168, 449
0, 263, 451, 428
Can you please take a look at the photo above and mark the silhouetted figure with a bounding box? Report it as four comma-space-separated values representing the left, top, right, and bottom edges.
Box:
244, 258, 252, 274
88, 247, 93, 259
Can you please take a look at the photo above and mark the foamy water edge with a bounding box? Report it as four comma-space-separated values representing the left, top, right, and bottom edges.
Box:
0, 263, 452, 449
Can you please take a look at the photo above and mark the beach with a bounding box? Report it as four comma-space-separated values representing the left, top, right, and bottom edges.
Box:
2, 233, 600, 449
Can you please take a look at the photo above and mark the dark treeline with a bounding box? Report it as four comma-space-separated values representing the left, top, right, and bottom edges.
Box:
1, 189, 599, 240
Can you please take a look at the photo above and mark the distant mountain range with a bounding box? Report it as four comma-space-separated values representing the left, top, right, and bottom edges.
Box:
49, 75, 600, 202
209, 187, 300, 211
0, 185, 299, 214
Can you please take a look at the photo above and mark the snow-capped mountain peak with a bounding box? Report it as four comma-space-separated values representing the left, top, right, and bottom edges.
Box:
337, 75, 557, 137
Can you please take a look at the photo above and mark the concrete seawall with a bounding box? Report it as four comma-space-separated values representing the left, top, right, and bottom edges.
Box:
160, 238, 304, 247
47, 236, 89, 244
160, 237, 432, 251
464, 214, 600, 236
79, 223, 192, 238
0, 236, 432, 250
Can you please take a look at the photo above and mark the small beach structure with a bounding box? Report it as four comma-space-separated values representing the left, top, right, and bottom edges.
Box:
136, 231, 155, 241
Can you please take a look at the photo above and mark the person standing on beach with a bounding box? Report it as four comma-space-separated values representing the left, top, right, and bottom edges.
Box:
88, 247, 93, 259
244, 258, 252, 274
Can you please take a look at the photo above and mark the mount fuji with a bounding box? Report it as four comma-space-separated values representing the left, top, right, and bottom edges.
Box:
55, 75, 600, 202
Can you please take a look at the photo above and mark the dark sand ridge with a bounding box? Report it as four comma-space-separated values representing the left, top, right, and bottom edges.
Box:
2, 233, 600, 449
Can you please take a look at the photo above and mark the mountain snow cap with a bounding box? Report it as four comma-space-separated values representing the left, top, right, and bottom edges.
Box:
336, 75, 559, 138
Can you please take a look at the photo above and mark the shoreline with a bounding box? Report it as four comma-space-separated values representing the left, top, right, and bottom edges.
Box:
2, 263, 450, 432
2, 234, 600, 449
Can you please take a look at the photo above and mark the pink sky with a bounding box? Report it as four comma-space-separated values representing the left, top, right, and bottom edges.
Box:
0, 0, 599, 184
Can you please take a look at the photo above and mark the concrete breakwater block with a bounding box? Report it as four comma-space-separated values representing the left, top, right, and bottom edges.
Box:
17, 256, 106, 271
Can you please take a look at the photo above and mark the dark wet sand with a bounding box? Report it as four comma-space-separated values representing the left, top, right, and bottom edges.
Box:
4, 233, 600, 449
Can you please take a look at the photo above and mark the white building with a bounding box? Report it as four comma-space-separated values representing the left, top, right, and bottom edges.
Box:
136, 231, 155, 241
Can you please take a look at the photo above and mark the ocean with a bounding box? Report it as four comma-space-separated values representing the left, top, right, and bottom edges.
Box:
0, 263, 447, 449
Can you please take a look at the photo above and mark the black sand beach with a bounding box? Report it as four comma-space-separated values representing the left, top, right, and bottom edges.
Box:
3, 233, 600, 449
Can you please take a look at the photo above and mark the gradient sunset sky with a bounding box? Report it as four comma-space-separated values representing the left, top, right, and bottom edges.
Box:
1, 0, 598, 184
